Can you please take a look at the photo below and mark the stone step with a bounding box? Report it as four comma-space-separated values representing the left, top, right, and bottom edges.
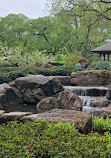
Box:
80, 96, 109, 107
64, 86, 108, 96
71, 70, 111, 86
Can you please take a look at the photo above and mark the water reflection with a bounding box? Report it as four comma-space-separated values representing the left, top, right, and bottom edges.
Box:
3, 104, 38, 114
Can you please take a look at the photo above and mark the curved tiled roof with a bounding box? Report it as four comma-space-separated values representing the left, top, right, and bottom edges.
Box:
91, 42, 111, 53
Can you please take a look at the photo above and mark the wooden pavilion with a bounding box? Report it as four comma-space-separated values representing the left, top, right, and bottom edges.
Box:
91, 42, 111, 61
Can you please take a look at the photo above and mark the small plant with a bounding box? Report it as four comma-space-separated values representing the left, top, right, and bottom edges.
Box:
92, 115, 111, 133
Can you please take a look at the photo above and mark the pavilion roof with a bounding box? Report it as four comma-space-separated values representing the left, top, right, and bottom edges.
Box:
91, 42, 111, 54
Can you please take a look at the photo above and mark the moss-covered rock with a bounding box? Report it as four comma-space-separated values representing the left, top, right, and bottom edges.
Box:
71, 70, 111, 86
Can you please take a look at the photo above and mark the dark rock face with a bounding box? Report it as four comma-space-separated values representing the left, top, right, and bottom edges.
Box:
36, 90, 83, 112
15, 76, 64, 104
0, 83, 23, 107
71, 70, 111, 86
21, 109, 92, 134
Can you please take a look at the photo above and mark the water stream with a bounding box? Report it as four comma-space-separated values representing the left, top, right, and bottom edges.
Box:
64, 86, 109, 116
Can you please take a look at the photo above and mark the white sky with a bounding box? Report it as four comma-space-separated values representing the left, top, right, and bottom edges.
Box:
0, 0, 49, 19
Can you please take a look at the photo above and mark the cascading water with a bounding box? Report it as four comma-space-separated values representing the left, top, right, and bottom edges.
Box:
64, 86, 109, 115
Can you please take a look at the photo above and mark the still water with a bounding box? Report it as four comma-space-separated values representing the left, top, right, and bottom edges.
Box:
3, 103, 104, 116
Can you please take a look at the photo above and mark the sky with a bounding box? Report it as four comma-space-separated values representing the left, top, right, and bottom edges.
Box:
0, 0, 49, 19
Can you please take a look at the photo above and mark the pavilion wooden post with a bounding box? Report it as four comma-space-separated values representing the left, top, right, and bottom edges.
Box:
107, 53, 109, 62
103, 54, 105, 61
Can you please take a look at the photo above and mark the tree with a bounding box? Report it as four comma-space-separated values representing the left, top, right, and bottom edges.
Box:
29, 16, 73, 55
48, 0, 111, 61
49, 0, 111, 21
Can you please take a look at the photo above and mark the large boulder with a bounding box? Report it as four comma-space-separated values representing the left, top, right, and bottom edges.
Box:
21, 109, 92, 134
36, 90, 83, 112
0, 83, 23, 107
55, 90, 83, 110
71, 70, 111, 86
15, 76, 64, 104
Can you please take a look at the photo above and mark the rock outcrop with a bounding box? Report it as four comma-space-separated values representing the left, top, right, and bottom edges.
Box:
36, 90, 83, 112
0, 83, 23, 107
55, 90, 83, 110
15, 76, 64, 104
71, 70, 111, 86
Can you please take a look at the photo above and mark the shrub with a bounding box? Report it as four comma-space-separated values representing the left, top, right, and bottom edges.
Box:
0, 120, 111, 157
0, 66, 76, 84
87, 61, 111, 70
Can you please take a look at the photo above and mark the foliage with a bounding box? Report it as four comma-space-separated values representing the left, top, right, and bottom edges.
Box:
0, 66, 75, 84
87, 61, 111, 70
92, 116, 111, 133
0, 10, 111, 63
0, 46, 51, 67
49, 0, 111, 58
63, 50, 85, 67
0, 120, 111, 157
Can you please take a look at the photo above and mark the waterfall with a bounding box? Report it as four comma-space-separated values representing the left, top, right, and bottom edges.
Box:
64, 86, 109, 107
64, 86, 108, 96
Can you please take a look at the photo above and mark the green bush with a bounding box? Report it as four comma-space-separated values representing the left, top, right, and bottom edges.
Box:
0, 120, 111, 158
87, 61, 111, 70
0, 67, 27, 84
0, 66, 76, 84
92, 116, 111, 133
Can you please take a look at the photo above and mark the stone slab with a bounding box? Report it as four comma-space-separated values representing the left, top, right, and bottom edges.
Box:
0, 111, 32, 123
21, 109, 92, 134
0, 110, 5, 116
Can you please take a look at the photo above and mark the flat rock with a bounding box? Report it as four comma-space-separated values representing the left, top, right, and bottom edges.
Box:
48, 76, 71, 85
0, 110, 5, 116
102, 106, 111, 115
21, 109, 92, 134
0, 111, 32, 123
21, 114, 39, 121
